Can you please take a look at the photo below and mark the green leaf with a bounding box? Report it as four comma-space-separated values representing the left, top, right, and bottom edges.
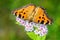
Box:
27, 32, 37, 40
35, 35, 46, 40
15, 22, 21, 25
27, 32, 46, 40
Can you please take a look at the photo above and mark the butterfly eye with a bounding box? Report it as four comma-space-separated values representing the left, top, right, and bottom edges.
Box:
46, 20, 49, 24
15, 12, 17, 16
19, 14, 21, 18
41, 20, 44, 24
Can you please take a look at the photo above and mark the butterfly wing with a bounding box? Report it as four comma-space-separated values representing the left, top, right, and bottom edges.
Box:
33, 7, 51, 25
13, 4, 35, 20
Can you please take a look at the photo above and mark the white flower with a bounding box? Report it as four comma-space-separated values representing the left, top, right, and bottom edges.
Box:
25, 21, 34, 32
34, 24, 48, 36
20, 19, 26, 26
33, 23, 40, 28
16, 17, 26, 26
25, 25, 34, 32
16, 17, 48, 36
16, 17, 21, 22
25, 26, 33, 32
34, 29, 40, 34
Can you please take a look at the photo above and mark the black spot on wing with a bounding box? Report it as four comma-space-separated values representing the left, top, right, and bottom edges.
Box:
43, 14, 44, 16
42, 17, 45, 20
23, 9, 24, 10
39, 16, 41, 19
19, 14, 21, 18
15, 12, 17, 16
38, 20, 40, 23
24, 12, 26, 14
46, 20, 49, 25
22, 16, 24, 18
41, 20, 44, 24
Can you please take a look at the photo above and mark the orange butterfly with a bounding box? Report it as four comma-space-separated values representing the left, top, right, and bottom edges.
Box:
12, 4, 52, 25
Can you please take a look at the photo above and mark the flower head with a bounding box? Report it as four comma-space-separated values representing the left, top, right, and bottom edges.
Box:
25, 21, 34, 31
34, 24, 48, 36
16, 17, 26, 26
16, 17, 48, 36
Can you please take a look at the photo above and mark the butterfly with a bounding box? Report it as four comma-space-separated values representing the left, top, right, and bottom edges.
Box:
12, 4, 52, 25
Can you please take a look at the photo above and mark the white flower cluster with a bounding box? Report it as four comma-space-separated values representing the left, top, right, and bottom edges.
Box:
34, 24, 48, 36
16, 17, 48, 36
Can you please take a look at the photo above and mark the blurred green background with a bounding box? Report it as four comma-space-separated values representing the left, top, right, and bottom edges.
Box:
0, 0, 60, 40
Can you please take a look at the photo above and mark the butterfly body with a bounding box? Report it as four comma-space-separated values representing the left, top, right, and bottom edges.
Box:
12, 4, 52, 25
